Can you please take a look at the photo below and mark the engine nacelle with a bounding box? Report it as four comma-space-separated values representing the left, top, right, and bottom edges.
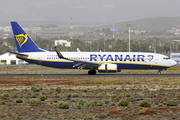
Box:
98, 63, 117, 73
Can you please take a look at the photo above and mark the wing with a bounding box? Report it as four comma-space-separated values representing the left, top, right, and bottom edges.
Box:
54, 47, 101, 69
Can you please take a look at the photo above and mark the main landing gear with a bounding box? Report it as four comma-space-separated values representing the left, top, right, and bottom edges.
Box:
157, 71, 161, 74
88, 70, 96, 75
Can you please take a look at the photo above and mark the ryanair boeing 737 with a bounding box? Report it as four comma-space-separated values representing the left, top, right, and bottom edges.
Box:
10, 21, 177, 75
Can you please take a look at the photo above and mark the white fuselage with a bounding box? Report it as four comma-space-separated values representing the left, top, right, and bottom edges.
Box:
17, 51, 177, 70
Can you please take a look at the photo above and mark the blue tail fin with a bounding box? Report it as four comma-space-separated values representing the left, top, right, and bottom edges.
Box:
11, 21, 50, 52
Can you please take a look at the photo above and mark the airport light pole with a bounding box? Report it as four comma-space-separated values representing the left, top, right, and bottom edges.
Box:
127, 23, 132, 52
113, 22, 114, 38
104, 40, 105, 52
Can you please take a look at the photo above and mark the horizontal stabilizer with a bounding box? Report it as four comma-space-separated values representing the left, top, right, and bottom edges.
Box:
7, 51, 28, 57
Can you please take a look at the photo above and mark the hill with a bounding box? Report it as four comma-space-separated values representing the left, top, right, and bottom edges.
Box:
113, 16, 180, 31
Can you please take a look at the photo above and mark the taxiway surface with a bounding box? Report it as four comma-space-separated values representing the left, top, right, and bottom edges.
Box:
0, 74, 180, 77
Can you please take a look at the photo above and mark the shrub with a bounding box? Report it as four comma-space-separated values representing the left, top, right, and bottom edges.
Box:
103, 99, 109, 104
39, 96, 46, 101
72, 93, 79, 97
58, 101, 69, 109
82, 94, 87, 98
56, 87, 61, 92
166, 100, 178, 106
1, 93, 9, 97
31, 87, 41, 92
71, 98, 76, 102
118, 100, 129, 106
15, 116, 23, 120
0, 101, 5, 105
36, 88, 41, 92
25, 88, 28, 92
88, 100, 106, 107
139, 100, 151, 107
72, 116, 76, 119
125, 93, 131, 97
13, 94, 18, 98
9, 99, 14, 102
67, 93, 71, 98
31, 87, 36, 91
47, 115, 52, 119
15, 98, 23, 103
172, 115, 177, 119
57, 94, 62, 98
76, 104, 82, 109
96, 100, 105, 106
158, 103, 163, 107
87, 115, 93, 120
30, 98, 41, 105
106, 92, 111, 97
103, 104, 108, 107
77, 99, 89, 107
89, 100, 98, 107
111, 102, 116, 106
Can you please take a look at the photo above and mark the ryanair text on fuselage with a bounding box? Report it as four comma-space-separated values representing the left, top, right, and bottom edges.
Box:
90, 54, 154, 62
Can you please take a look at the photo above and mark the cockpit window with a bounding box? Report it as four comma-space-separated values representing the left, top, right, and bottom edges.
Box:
163, 57, 170, 60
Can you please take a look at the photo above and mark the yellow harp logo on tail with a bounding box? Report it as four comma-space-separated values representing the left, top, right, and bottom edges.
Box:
15, 34, 28, 48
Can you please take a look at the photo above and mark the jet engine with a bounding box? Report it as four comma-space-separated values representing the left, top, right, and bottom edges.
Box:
98, 63, 118, 73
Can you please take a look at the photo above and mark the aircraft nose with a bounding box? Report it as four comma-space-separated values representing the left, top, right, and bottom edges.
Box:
171, 60, 177, 67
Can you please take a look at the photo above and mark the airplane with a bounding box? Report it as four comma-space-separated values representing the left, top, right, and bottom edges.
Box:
10, 21, 177, 75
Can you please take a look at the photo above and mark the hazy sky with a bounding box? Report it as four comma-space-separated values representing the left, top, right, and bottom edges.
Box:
0, 0, 180, 22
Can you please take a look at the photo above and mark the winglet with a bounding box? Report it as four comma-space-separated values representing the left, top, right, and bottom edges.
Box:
77, 48, 81, 52
54, 47, 66, 59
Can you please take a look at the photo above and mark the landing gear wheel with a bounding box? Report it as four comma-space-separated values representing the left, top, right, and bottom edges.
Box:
92, 70, 96, 75
88, 70, 91, 75
157, 71, 161, 74
88, 70, 96, 75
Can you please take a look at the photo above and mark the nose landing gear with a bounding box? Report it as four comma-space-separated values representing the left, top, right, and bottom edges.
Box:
157, 69, 167, 74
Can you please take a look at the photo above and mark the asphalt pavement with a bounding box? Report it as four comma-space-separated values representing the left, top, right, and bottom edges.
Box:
0, 74, 180, 77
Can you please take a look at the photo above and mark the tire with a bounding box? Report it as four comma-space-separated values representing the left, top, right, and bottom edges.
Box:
157, 71, 161, 74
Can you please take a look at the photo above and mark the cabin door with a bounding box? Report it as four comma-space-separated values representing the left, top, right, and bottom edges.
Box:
154, 55, 158, 64
38, 55, 42, 64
